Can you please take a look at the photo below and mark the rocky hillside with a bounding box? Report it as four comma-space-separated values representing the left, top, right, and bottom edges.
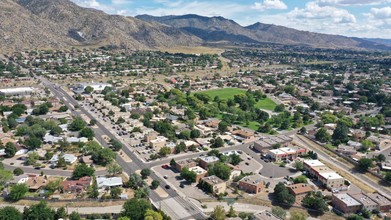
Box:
0, 0, 201, 52
137, 14, 389, 50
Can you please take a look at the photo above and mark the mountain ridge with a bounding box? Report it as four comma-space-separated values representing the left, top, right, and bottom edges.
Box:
0, 0, 390, 52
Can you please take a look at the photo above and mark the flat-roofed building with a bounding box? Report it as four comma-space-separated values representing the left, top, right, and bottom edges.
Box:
253, 135, 292, 152
268, 147, 307, 162
367, 193, 391, 212
0, 87, 34, 96
149, 136, 167, 150
199, 175, 226, 194
199, 156, 220, 169
238, 175, 264, 194
332, 193, 362, 213
188, 166, 208, 183
175, 159, 196, 171
318, 172, 344, 190
348, 193, 378, 211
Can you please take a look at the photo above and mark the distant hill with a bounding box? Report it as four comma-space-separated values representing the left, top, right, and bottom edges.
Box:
0, 0, 201, 52
136, 14, 391, 50
0, 0, 389, 52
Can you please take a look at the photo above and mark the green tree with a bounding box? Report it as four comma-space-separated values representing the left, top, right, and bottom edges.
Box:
23, 201, 55, 220
89, 119, 97, 126
111, 187, 122, 199
210, 205, 225, 220
140, 168, 151, 179
50, 126, 63, 136
72, 163, 95, 180
230, 154, 242, 166
107, 162, 123, 176
159, 147, 171, 157
376, 154, 386, 162
273, 182, 295, 206
361, 139, 374, 152
110, 139, 122, 151
357, 158, 373, 171
150, 180, 160, 190
218, 121, 230, 133
4, 142, 16, 158
91, 148, 116, 166
190, 129, 201, 139
79, 127, 95, 140
55, 207, 67, 220
293, 175, 308, 184
0, 206, 22, 220
301, 191, 329, 213
24, 136, 42, 150
210, 137, 224, 148
69, 117, 86, 131
274, 104, 285, 112
294, 160, 304, 171
271, 206, 286, 220
88, 177, 99, 199
144, 209, 163, 220
121, 198, 152, 220
332, 122, 349, 144
84, 86, 94, 94
0, 169, 13, 187
13, 168, 24, 176
315, 128, 331, 143
8, 184, 28, 201
346, 214, 364, 220
385, 172, 391, 182
180, 167, 197, 183
69, 211, 81, 220
208, 162, 231, 181
227, 206, 236, 218
169, 159, 176, 167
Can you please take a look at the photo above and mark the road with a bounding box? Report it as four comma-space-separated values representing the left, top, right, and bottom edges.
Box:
38, 77, 206, 220
296, 135, 391, 199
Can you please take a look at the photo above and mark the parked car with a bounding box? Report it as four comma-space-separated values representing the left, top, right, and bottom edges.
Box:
163, 175, 168, 179
165, 185, 171, 189
161, 164, 169, 169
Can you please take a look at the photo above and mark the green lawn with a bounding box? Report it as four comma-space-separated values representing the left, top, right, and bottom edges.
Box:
255, 97, 277, 111
240, 121, 261, 131
196, 88, 246, 100
197, 88, 277, 111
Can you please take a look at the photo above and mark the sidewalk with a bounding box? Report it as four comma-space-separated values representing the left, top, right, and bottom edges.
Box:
190, 198, 270, 213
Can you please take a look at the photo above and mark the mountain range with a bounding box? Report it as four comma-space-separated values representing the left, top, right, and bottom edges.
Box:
0, 0, 390, 52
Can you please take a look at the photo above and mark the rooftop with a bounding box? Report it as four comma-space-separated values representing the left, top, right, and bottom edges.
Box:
367, 193, 391, 206
319, 172, 343, 180
287, 183, 313, 195
348, 193, 377, 206
239, 175, 263, 186
304, 159, 325, 167
199, 156, 220, 163
189, 166, 207, 174
201, 175, 225, 185
334, 193, 361, 207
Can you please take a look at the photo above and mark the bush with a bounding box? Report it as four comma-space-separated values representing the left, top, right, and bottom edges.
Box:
13, 168, 24, 176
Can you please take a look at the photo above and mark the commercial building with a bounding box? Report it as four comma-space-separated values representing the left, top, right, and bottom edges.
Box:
348, 193, 379, 212
253, 135, 292, 152
238, 175, 264, 194
0, 87, 34, 96
199, 156, 220, 169
199, 175, 226, 194
149, 136, 168, 150
188, 166, 208, 183
367, 193, 391, 212
332, 193, 362, 213
318, 172, 344, 190
71, 83, 112, 94
267, 147, 307, 162
174, 159, 196, 171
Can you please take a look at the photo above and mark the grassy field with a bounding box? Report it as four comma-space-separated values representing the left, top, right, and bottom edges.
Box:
197, 88, 246, 100
254, 97, 277, 111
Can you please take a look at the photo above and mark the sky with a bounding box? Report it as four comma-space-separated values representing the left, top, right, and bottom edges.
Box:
70, 0, 391, 39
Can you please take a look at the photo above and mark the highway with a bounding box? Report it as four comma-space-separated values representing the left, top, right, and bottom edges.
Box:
39, 77, 206, 220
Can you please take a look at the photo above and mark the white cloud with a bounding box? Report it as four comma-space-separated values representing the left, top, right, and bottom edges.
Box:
317, 0, 391, 6
252, 0, 288, 11
289, 2, 356, 23
368, 6, 391, 19
71, 0, 116, 13
112, 0, 130, 5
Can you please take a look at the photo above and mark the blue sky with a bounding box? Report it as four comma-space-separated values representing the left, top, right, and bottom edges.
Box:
71, 0, 391, 38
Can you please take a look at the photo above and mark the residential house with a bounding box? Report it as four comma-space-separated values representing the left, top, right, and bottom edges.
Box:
287, 183, 313, 196
61, 176, 92, 194
96, 176, 123, 189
